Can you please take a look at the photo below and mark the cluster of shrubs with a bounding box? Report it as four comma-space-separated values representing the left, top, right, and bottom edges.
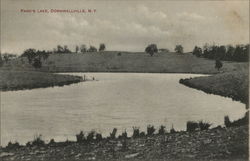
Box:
192, 44, 249, 62
186, 121, 212, 132
224, 111, 249, 127
6, 113, 248, 150
76, 130, 103, 143
20, 49, 51, 68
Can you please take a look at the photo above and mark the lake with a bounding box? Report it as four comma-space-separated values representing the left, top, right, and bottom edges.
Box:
1, 73, 246, 146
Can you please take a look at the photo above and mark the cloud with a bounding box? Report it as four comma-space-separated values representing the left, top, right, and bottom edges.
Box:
177, 12, 205, 21
1, 1, 249, 54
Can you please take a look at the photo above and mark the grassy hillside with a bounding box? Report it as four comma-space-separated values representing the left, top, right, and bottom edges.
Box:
180, 69, 249, 107
4, 51, 248, 74
0, 70, 83, 91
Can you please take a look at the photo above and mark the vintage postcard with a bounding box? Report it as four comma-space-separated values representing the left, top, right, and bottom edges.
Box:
0, 0, 249, 160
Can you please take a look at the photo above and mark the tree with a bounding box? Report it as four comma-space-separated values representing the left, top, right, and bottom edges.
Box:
175, 45, 183, 54
192, 46, 202, 57
75, 45, 79, 53
63, 45, 71, 53
21, 48, 37, 64
33, 58, 42, 68
215, 59, 223, 71
145, 44, 158, 56
226, 45, 235, 60
80, 44, 87, 53
88, 46, 97, 52
217, 45, 226, 60
243, 44, 249, 61
57, 45, 64, 53
99, 43, 106, 51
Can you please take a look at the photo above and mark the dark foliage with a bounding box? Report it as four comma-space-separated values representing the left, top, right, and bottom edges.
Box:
186, 121, 199, 132
192, 46, 202, 57
186, 121, 211, 132
87, 131, 95, 142
110, 128, 117, 139
121, 130, 128, 139
55, 45, 71, 53
132, 127, 140, 138
170, 124, 176, 133
6, 141, 20, 150
80, 44, 87, 53
99, 43, 106, 51
175, 45, 183, 54
21, 48, 50, 65
158, 125, 166, 135
88, 46, 98, 52
0, 53, 3, 67
31, 135, 45, 146
139, 131, 146, 137
75, 46, 79, 53
33, 58, 42, 68
147, 125, 156, 136
95, 133, 103, 142
49, 139, 55, 145
76, 131, 85, 143
192, 44, 249, 62
224, 116, 231, 127
198, 121, 211, 130
224, 112, 249, 127
145, 44, 158, 56
215, 59, 223, 71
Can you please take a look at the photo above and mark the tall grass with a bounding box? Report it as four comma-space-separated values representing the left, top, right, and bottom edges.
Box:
147, 125, 156, 136
186, 121, 211, 132
158, 125, 166, 135
132, 127, 140, 138
224, 111, 249, 127
76, 131, 85, 143
32, 134, 45, 146
186, 121, 199, 132
110, 128, 117, 139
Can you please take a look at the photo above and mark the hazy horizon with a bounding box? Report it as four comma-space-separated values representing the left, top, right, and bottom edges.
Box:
1, 0, 249, 55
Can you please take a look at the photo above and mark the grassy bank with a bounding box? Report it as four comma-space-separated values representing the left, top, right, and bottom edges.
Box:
179, 69, 249, 107
0, 70, 83, 91
0, 125, 248, 161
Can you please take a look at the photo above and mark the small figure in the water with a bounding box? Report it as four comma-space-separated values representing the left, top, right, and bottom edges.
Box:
93, 77, 95, 80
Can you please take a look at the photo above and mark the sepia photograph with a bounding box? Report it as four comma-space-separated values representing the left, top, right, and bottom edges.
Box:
0, 0, 249, 160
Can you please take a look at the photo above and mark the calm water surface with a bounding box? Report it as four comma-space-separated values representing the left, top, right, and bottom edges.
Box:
1, 73, 246, 146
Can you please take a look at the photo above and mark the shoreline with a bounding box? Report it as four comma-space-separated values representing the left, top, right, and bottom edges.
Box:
1, 124, 248, 161
0, 70, 83, 92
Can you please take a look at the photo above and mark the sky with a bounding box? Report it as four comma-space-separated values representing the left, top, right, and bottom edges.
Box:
1, 0, 249, 54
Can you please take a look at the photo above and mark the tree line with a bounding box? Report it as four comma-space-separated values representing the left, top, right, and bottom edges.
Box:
53, 43, 106, 54
18, 43, 106, 68
145, 44, 183, 56
192, 44, 249, 62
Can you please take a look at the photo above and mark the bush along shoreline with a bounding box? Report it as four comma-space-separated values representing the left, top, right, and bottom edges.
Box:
1, 113, 248, 161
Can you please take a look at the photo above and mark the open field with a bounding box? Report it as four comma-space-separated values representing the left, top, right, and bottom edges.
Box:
0, 70, 83, 91
0, 125, 248, 161
4, 51, 248, 74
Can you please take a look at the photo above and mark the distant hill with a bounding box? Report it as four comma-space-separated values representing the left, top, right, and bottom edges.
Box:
4, 51, 247, 74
